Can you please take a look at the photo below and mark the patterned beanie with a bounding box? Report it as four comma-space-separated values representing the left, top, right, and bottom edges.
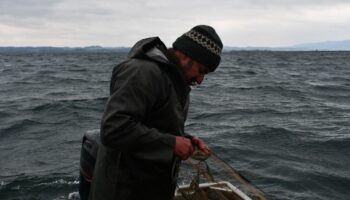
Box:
173, 25, 223, 72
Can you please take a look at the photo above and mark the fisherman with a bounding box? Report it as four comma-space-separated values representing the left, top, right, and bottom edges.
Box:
89, 25, 223, 200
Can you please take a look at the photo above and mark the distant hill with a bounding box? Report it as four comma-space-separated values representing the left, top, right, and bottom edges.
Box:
0, 46, 130, 53
223, 46, 301, 52
224, 39, 350, 51
291, 39, 350, 51
1, 39, 350, 53
0, 46, 301, 53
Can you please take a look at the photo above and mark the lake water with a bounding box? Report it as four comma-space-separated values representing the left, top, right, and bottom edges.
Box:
0, 51, 349, 199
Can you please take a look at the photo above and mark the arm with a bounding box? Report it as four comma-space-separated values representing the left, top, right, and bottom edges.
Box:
100, 61, 175, 163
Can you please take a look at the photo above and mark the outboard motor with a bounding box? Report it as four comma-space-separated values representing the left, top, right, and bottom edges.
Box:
79, 130, 100, 200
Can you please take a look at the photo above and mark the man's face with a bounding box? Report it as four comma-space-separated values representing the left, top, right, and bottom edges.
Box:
181, 59, 209, 86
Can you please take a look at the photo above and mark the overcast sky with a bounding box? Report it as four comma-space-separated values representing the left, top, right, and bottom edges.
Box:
1, 0, 350, 47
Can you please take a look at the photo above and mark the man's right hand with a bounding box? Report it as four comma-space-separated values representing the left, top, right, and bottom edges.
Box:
174, 136, 194, 160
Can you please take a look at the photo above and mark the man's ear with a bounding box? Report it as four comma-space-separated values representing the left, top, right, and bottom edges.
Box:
174, 50, 186, 59
175, 50, 190, 64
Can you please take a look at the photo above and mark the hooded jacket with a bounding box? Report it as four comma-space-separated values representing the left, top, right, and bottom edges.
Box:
89, 37, 191, 200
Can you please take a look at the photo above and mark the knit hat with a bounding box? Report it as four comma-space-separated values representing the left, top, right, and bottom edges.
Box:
173, 25, 223, 72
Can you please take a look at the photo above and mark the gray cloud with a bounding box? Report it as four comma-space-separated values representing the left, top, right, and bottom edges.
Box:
1, 0, 350, 46
0, 0, 60, 18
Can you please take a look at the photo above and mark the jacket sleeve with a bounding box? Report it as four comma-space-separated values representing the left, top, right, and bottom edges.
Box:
100, 60, 176, 163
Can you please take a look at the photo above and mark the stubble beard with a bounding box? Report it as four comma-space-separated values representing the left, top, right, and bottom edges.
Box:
183, 60, 197, 86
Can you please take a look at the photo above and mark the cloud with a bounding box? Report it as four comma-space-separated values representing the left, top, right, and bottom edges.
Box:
1, 0, 350, 46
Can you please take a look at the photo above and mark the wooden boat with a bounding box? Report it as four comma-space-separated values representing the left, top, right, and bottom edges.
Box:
175, 181, 252, 200
78, 130, 268, 200
175, 150, 268, 200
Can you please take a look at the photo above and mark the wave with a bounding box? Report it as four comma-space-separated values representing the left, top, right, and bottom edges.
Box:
0, 175, 78, 199
311, 84, 350, 92
304, 137, 350, 151
46, 75, 93, 83
30, 97, 107, 112
0, 119, 43, 138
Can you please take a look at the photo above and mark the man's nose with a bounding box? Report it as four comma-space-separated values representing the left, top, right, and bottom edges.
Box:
196, 75, 204, 84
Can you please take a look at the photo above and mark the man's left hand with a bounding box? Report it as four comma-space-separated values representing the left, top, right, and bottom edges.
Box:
190, 137, 211, 157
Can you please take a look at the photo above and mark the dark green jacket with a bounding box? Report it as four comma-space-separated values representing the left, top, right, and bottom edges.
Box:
89, 37, 190, 200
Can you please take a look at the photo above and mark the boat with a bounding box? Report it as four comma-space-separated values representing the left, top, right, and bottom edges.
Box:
78, 130, 268, 200
174, 148, 267, 200
175, 181, 252, 200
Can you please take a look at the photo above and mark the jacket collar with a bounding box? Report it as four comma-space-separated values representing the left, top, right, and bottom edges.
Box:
128, 37, 191, 107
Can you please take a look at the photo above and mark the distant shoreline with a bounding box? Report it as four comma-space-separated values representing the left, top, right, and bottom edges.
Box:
1, 46, 350, 54
0, 47, 131, 54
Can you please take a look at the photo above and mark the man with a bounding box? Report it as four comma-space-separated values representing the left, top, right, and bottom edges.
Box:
89, 25, 223, 200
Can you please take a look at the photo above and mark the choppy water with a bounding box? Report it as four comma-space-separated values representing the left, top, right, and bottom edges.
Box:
0, 51, 349, 200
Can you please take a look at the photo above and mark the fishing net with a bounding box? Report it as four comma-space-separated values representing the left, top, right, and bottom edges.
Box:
78, 130, 267, 200
176, 150, 267, 200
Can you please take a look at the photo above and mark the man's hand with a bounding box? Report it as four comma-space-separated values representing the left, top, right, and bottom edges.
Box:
190, 137, 211, 157
174, 136, 194, 160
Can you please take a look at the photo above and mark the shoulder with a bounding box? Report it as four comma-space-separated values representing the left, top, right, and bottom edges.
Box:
115, 58, 164, 80
130, 58, 163, 77
110, 58, 169, 93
